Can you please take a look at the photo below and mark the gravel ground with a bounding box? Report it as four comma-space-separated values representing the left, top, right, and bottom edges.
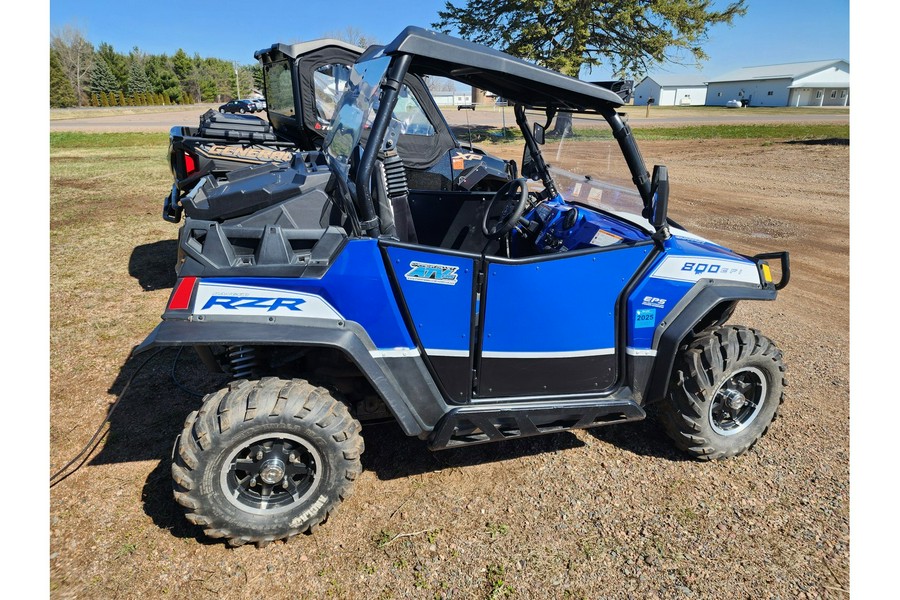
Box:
49, 136, 849, 599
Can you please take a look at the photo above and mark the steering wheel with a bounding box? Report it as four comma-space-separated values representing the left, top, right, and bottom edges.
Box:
482, 178, 529, 240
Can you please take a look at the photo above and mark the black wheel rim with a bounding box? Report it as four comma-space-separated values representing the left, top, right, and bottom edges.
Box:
219, 433, 321, 515
709, 366, 766, 436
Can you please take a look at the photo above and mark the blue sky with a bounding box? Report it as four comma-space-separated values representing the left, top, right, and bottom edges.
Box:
49, 0, 849, 80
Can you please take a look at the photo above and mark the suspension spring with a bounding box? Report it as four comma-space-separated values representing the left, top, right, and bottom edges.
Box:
226, 345, 258, 380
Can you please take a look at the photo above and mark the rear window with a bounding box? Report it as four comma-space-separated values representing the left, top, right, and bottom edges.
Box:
264, 59, 295, 116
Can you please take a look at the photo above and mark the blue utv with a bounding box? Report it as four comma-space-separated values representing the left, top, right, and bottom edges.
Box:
137, 26, 791, 547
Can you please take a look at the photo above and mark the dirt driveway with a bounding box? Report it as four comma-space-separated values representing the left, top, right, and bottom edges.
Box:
49, 104, 849, 133
49, 132, 848, 598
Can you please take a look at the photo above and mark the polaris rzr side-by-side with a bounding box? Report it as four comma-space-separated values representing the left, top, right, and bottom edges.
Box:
163, 37, 519, 224
138, 26, 790, 547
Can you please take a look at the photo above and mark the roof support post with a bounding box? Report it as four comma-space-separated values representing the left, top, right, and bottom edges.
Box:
355, 53, 412, 237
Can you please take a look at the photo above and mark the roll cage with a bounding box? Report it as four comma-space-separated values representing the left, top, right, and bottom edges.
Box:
326, 26, 656, 238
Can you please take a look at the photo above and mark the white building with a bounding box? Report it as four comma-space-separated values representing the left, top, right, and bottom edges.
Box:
633, 74, 708, 106
431, 90, 473, 107
705, 59, 849, 107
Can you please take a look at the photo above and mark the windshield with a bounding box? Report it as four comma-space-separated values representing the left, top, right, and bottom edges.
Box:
322, 55, 391, 169
527, 112, 649, 229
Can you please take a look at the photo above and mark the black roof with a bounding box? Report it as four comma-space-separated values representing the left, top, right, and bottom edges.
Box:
255, 39, 363, 62
383, 26, 624, 111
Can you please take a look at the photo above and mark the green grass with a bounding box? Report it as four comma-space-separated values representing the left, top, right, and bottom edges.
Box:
50, 131, 170, 149
466, 122, 849, 144
630, 122, 849, 140
50, 104, 216, 120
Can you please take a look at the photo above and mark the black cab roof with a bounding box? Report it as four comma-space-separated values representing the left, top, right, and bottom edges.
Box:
384, 26, 625, 112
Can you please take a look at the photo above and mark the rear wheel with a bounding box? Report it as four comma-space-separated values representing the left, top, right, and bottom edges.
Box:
219, 108, 225, 113
239, 108, 246, 114
172, 378, 363, 546
659, 326, 785, 460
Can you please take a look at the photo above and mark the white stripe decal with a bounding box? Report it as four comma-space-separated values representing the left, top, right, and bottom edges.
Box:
373, 348, 655, 358
370, 348, 421, 358
481, 348, 615, 359
626, 347, 657, 357
425, 349, 470, 357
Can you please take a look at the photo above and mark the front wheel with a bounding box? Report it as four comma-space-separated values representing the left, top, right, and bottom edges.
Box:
219, 108, 225, 113
172, 377, 363, 546
659, 326, 786, 460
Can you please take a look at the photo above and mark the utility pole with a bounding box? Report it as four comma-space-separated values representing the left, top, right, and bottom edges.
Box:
233, 62, 240, 100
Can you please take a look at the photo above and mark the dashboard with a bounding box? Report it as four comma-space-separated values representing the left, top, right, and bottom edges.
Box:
517, 197, 651, 255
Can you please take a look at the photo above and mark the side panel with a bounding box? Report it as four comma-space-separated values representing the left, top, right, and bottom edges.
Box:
384, 245, 476, 401
196, 239, 414, 350
479, 246, 650, 397
626, 235, 763, 351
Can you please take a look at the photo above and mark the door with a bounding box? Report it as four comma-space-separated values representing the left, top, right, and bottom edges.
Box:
383, 244, 478, 403
476, 246, 649, 398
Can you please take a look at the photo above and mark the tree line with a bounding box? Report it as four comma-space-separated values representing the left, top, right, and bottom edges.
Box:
50, 25, 262, 108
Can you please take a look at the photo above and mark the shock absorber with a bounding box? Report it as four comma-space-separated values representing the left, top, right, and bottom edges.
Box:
226, 345, 258, 380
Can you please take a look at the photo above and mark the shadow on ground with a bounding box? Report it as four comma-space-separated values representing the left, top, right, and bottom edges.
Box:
84, 343, 687, 541
782, 138, 849, 146
583, 412, 689, 462
129, 239, 178, 291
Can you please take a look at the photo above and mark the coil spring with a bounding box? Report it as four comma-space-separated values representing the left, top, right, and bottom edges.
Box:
382, 151, 409, 198
226, 345, 258, 380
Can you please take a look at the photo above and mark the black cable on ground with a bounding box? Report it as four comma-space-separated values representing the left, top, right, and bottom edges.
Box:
50, 348, 164, 488
170, 346, 206, 398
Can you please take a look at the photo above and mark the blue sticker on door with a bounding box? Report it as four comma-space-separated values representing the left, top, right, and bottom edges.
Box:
635, 308, 656, 329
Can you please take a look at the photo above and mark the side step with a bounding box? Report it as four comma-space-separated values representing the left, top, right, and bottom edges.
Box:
428, 399, 645, 450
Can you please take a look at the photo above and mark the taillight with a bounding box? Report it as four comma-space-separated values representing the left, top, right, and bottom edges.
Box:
168, 277, 197, 311
183, 151, 197, 175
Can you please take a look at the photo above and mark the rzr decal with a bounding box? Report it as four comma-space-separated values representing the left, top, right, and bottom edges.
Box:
404, 261, 459, 286
201, 296, 305, 312
194, 283, 342, 319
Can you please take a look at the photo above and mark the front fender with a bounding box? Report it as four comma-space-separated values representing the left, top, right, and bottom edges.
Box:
642, 282, 777, 405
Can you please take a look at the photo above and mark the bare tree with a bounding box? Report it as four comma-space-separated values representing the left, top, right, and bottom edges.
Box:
424, 76, 455, 93
321, 26, 378, 49
50, 25, 94, 106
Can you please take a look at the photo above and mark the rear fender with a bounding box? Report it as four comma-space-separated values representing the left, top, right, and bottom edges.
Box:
135, 318, 447, 437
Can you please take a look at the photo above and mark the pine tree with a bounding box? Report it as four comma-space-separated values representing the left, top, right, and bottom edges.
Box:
100, 91, 110, 107
89, 58, 118, 95
434, 0, 748, 77
118, 90, 127, 106
91, 94, 99, 107
50, 50, 78, 108
108, 91, 117, 106
127, 59, 152, 95
97, 42, 129, 91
